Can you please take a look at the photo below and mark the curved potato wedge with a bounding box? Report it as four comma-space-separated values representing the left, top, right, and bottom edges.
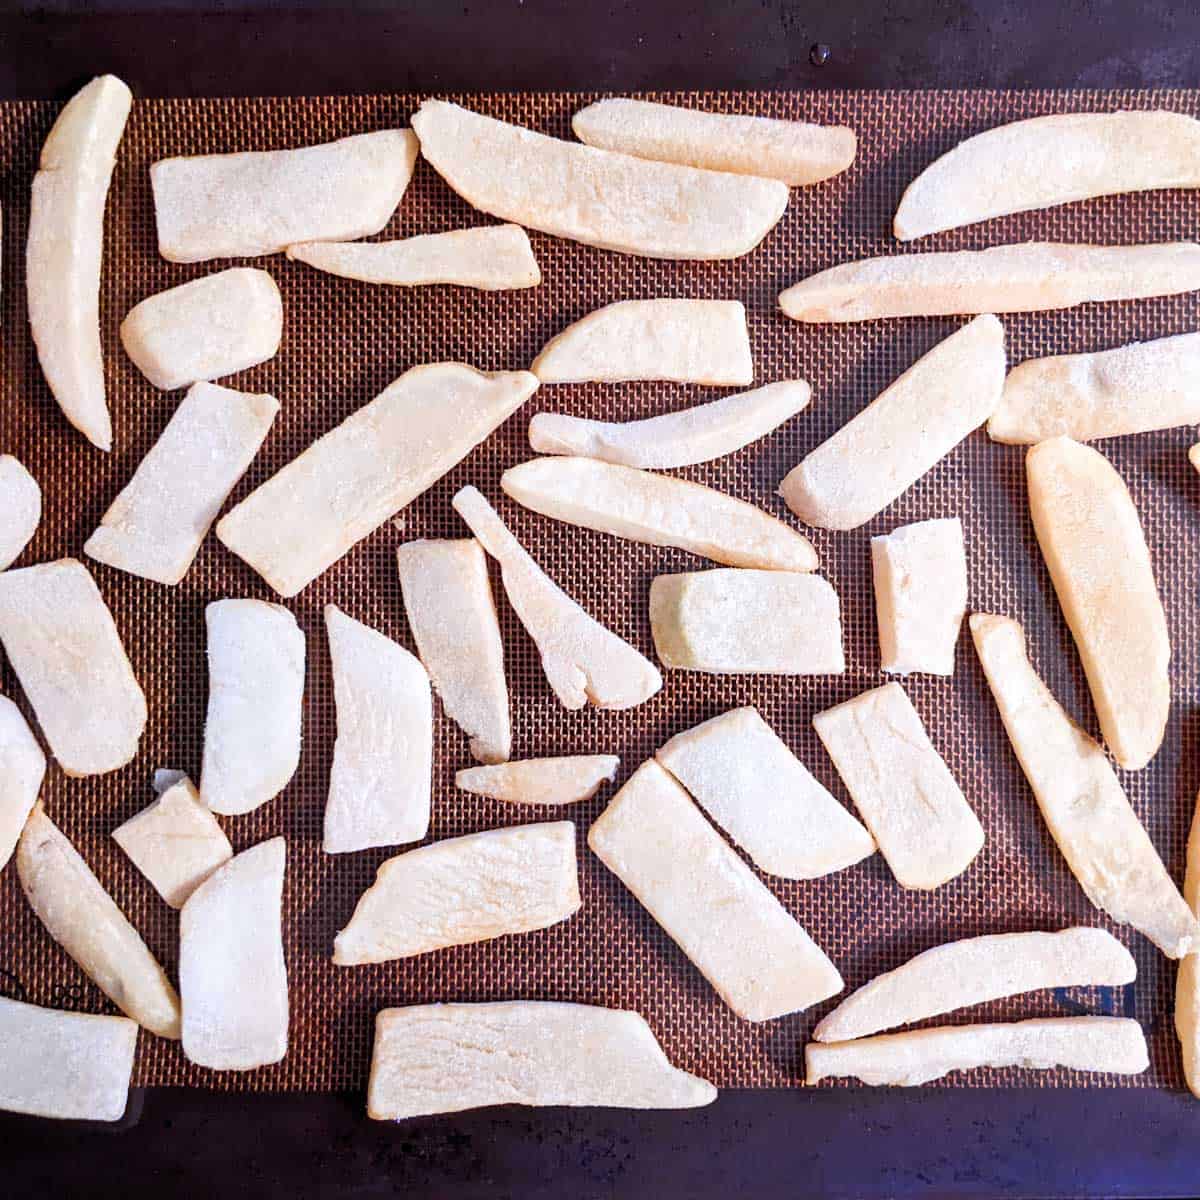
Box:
410, 100, 788, 260
502, 457, 817, 571
1175, 792, 1200, 1097
0, 455, 40, 571
0, 696, 45, 873
813, 927, 1136, 1043
26, 75, 132, 451
895, 111, 1200, 240
1191, 444, 1200, 474
455, 756, 619, 806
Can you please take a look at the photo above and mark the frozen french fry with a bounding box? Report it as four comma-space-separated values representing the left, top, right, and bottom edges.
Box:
1175, 789, 1200, 1098
0, 695, 45, 873
455, 756, 619, 806
0, 455, 41, 570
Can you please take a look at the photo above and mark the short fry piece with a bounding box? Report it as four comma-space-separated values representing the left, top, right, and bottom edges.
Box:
0, 455, 41, 570
333, 822, 580, 965
368, 1001, 716, 1119
0, 695, 45, 873
970, 613, 1197, 956
456, 756, 619, 806
1175, 790, 1200, 1097
1191, 444, 1200, 474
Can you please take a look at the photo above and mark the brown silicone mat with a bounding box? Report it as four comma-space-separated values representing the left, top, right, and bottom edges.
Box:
1, 89, 1199, 1094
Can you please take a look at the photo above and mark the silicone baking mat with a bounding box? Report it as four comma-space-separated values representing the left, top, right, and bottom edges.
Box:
1, 90, 1197, 1093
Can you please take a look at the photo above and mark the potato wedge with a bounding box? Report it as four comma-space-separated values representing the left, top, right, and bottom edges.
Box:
0, 455, 41, 570
531, 299, 752, 385
85, 382, 279, 586
287, 224, 541, 290
779, 315, 1005, 529
0, 559, 146, 776
1026, 437, 1168, 770
26, 75, 131, 451
455, 756, 619, 806
895, 111, 1200, 240
0, 695, 45, 873
813, 683, 984, 890
813, 927, 1136, 1043
452, 487, 661, 710
806, 1017, 1148, 1086
217, 364, 537, 597
528, 379, 810, 469
179, 837, 288, 1071
200, 599, 304, 816
368, 1001, 716, 1119
151, 130, 418, 262
572, 98, 856, 186
0, 997, 136, 1121
649, 569, 844, 674
333, 822, 580, 965
18, 805, 181, 1038
655, 707, 874, 880
410, 100, 788, 261
1191, 444, 1200, 474
589, 761, 843, 1021
970, 613, 1197, 956
1175, 791, 1200, 1097
502, 457, 817, 571
778, 243, 1200, 323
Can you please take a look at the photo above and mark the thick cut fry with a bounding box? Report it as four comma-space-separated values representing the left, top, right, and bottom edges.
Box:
112, 777, 232, 909
970, 613, 1197, 956
779, 315, 1005, 529
528, 380, 811, 469
990, 332, 1200, 444
411, 100, 789, 261
649, 569, 844, 674
1026, 437, 1168, 770
572, 98, 856, 186
895, 111, 1200, 241
531, 300, 753, 385
452, 487, 661, 710
813, 683, 984, 890
217, 364, 537, 597
455, 756, 619, 806
200, 599, 305, 816
333, 822, 580, 965
1175, 791, 1200, 1097
0, 997, 136, 1121
0, 559, 146, 776
324, 604, 431, 853
779, 243, 1200, 323
655, 707, 874, 880
502, 458, 817, 571
26, 75, 132, 451
0, 696, 45, 873
806, 1017, 1148, 1086
85, 382, 279, 586
0, 455, 41, 570
119, 268, 283, 391
813, 927, 1136, 1043
17, 806, 181, 1038
871, 518, 967, 676
589, 761, 843, 1020
287, 224, 540, 290
396, 539, 510, 764
151, 130, 418, 262
179, 837, 288, 1071
368, 1001, 716, 1119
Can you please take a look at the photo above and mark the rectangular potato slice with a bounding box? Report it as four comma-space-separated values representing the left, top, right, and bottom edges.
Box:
456, 756, 619, 806
333, 822, 580, 965
502, 457, 816, 571
0, 997, 136, 1121
0, 559, 146, 776
0, 695, 45, 873
217, 364, 538, 597
813, 927, 1136, 1043
588, 760, 843, 1021
179, 837, 288, 1071
324, 604, 431, 854
649, 569, 844, 674
0, 455, 41, 570
871, 517, 967, 675
396, 538, 510, 764
410, 100, 788, 261
970, 613, 1197, 957
1175, 791, 1200, 1097
655, 707, 874, 880
287, 224, 541, 290
1026, 437, 1168, 770
780, 315, 1006, 529
779, 243, 1200, 323
806, 1017, 1148, 1086
85, 382, 279, 586
813, 683, 984, 890
151, 130, 419, 262
368, 1001, 716, 1119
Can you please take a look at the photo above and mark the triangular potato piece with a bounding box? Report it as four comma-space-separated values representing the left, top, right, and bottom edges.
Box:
456, 756, 619, 806
0, 455, 41, 570
0, 695, 45, 873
